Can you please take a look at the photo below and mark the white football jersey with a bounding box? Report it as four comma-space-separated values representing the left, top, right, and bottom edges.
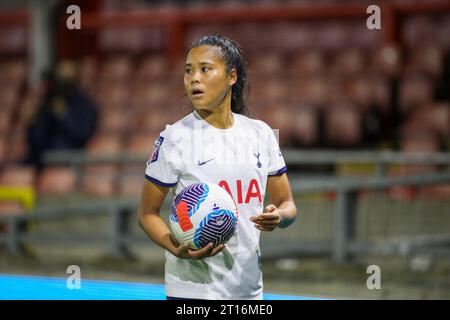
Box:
145, 110, 286, 300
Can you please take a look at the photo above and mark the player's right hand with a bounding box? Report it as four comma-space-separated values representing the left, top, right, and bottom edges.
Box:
175, 242, 225, 260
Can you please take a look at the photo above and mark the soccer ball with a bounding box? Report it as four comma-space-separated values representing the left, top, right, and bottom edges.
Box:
169, 182, 238, 249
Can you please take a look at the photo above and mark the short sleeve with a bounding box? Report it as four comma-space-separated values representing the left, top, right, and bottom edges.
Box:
267, 128, 287, 176
144, 133, 181, 187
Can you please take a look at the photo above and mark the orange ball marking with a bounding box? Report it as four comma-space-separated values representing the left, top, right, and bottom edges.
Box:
176, 201, 193, 232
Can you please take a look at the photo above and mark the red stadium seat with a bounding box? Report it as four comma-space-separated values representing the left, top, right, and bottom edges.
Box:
83, 134, 122, 196
0, 166, 35, 188
288, 50, 327, 76
399, 73, 435, 114
247, 80, 269, 107
135, 54, 169, 80
7, 130, 28, 163
0, 136, 5, 162
324, 104, 362, 147
0, 83, 19, 111
369, 45, 402, 77
345, 77, 373, 111
82, 174, 116, 197
38, 167, 77, 195
403, 16, 436, 48
262, 105, 293, 147
391, 129, 440, 180
387, 130, 440, 201
98, 108, 130, 134
0, 59, 26, 86
87, 134, 123, 155
135, 110, 175, 134
438, 17, 450, 48
79, 56, 98, 91
404, 46, 444, 78
119, 174, 144, 198
248, 52, 284, 77
408, 103, 450, 141
126, 133, 156, 156
255, 79, 287, 105
0, 108, 13, 134
369, 75, 390, 113
289, 76, 330, 107
131, 82, 169, 106
426, 103, 450, 140
0, 202, 25, 216
329, 48, 365, 76
94, 82, 130, 108
121, 132, 157, 174
99, 27, 146, 53
315, 22, 347, 49
400, 127, 440, 154
388, 125, 439, 199
97, 55, 133, 82
16, 86, 44, 127
291, 107, 319, 147
0, 129, 27, 163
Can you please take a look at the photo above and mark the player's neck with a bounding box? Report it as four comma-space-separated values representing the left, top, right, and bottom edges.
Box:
196, 94, 234, 129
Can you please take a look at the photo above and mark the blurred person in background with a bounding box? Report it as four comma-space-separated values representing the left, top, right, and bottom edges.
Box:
24, 60, 98, 171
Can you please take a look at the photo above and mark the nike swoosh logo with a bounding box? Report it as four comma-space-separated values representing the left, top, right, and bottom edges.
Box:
197, 158, 215, 166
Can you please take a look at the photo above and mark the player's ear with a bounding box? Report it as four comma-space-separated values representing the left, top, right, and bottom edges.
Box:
228, 68, 237, 86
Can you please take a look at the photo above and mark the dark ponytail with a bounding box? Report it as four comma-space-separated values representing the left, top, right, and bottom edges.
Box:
189, 34, 249, 115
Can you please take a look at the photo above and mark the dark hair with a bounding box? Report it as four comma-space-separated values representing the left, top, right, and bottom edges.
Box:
189, 34, 249, 115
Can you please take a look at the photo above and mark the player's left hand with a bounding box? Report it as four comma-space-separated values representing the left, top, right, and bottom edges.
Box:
249, 204, 281, 232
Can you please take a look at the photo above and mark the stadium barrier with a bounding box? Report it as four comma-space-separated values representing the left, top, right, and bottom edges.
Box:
41, 149, 450, 191
1, 149, 449, 263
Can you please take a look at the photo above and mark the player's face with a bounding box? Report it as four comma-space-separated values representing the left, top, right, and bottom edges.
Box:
184, 45, 236, 111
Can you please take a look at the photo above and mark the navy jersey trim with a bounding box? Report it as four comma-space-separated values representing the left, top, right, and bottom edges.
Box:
268, 166, 287, 176
145, 174, 177, 188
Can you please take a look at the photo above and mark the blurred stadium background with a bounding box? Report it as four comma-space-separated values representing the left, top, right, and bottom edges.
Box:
0, 0, 450, 299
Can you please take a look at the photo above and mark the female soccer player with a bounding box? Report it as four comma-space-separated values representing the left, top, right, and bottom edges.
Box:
138, 35, 297, 300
